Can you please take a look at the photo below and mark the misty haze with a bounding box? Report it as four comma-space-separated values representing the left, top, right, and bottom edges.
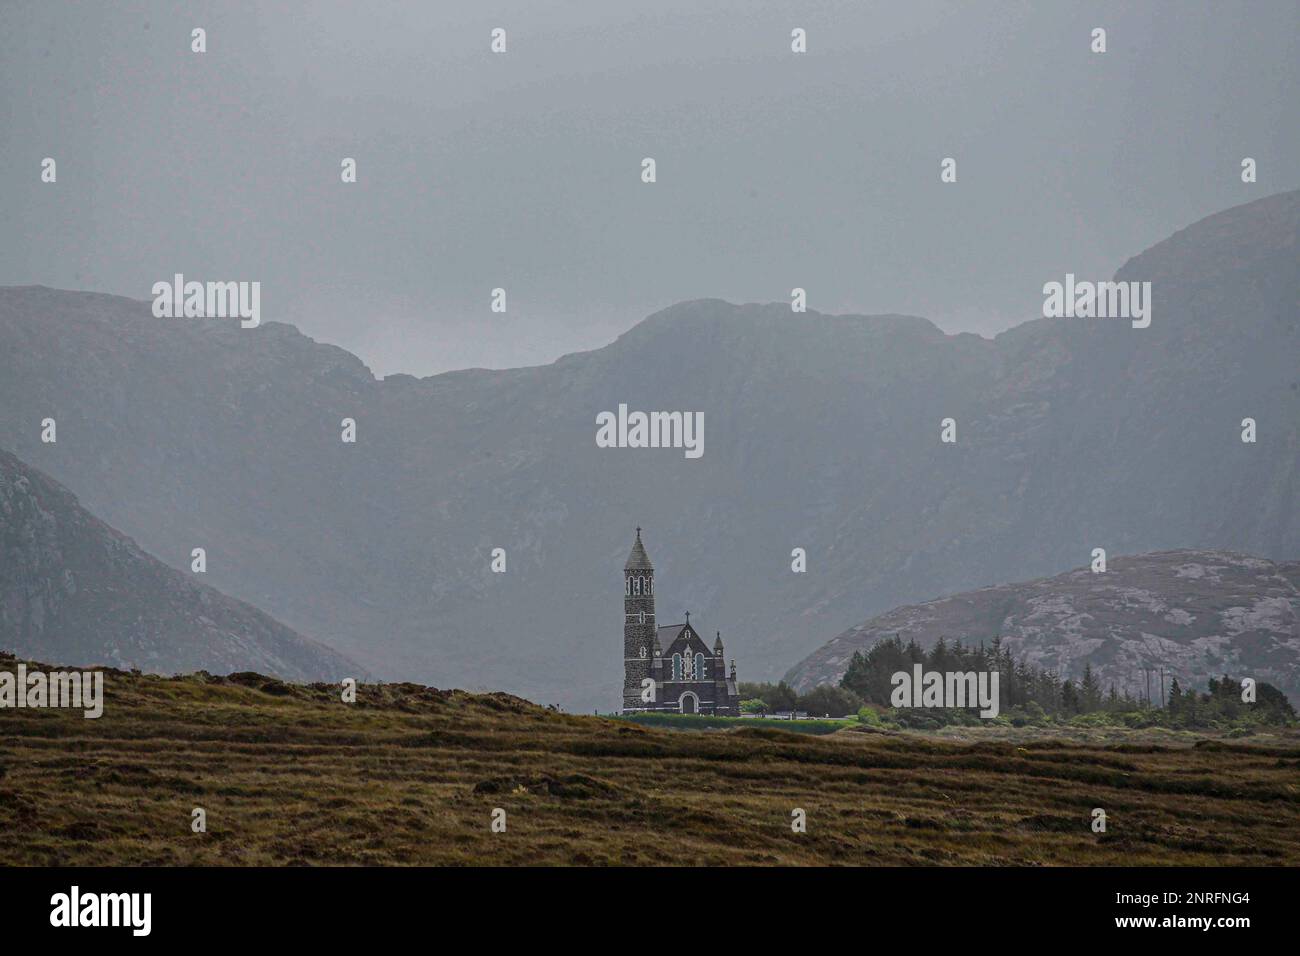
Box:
2, 0, 1299, 899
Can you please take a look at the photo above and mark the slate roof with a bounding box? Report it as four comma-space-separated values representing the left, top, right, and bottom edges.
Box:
624, 528, 654, 570
657, 623, 684, 642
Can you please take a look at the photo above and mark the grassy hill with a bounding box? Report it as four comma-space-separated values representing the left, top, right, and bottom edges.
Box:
2, 653, 1298, 866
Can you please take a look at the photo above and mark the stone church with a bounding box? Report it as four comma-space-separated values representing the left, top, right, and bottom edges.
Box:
621, 528, 741, 715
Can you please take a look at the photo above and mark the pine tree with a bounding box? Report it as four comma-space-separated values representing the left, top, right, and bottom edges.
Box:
1167, 678, 1183, 715
1080, 663, 1102, 713
1060, 679, 1080, 715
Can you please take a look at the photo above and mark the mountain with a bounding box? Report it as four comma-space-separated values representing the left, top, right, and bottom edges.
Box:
784, 550, 1300, 701
0, 448, 359, 681
0, 191, 1296, 710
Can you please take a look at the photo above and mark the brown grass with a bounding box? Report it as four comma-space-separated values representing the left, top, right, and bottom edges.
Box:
2, 659, 1297, 866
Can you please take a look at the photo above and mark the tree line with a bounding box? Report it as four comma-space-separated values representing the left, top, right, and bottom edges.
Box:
741, 635, 1295, 728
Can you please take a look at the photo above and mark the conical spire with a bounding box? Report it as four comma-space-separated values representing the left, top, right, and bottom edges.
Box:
624, 526, 653, 570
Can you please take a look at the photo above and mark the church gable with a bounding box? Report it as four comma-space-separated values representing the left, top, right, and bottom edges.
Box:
662, 624, 709, 658
661, 624, 720, 683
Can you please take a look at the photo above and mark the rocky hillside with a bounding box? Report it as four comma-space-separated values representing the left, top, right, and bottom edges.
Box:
0, 191, 1296, 710
785, 550, 1300, 701
0, 448, 359, 681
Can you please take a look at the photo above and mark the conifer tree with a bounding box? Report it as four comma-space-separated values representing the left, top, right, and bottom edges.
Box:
1167, 678, 1183, 715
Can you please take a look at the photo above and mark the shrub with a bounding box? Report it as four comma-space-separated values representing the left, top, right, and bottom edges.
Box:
857, 706, 883, 726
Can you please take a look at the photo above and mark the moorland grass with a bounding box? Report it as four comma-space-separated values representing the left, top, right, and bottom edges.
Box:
2, 657, 1297, 866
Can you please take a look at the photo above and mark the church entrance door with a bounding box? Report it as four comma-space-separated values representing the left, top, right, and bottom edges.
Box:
680, 693, 698, 714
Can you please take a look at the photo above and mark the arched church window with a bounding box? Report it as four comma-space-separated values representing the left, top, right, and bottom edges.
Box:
625, 577, 631, 596
646, 577, 653, 595
672, 654, 682, 680
633, 577, 641, 595
639, 646, 647, 659
695, 654, 705, 680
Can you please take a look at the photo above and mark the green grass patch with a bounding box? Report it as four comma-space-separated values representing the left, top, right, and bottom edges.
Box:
618, 713, 853, 735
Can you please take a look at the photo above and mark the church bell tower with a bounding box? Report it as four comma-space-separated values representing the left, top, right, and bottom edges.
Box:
622, 527, 655, 712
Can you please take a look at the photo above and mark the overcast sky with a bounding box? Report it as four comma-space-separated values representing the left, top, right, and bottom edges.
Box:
2, 0, 1297, 376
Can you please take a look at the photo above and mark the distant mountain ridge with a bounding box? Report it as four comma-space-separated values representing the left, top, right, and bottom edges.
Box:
0, 190, 1296, 710
0, 448, 359, 682
785, 550, 1300, 701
